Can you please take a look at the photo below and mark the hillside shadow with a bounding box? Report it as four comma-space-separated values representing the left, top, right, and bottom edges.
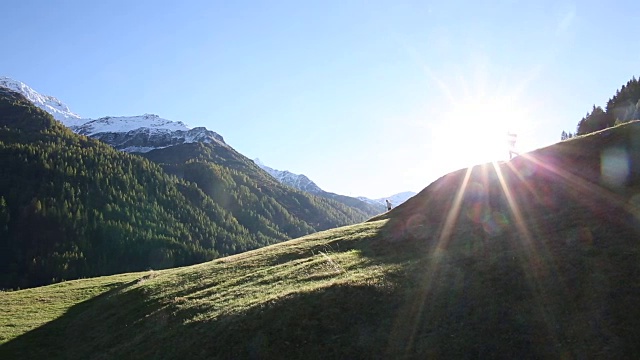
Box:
5, 251, 640, 359
0, 278, 557, 359
0, 279, 162, 359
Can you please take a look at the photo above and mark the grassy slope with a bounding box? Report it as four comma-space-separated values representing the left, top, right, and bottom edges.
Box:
1, 221, 404, 359
4, 123, 640, 358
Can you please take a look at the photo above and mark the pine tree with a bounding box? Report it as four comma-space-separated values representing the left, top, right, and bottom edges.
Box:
576, 105, 614, 135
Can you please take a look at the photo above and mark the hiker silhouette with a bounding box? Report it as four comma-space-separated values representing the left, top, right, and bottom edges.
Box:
507, 132, 518, 159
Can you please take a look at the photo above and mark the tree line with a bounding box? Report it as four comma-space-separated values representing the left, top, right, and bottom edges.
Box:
563, 76, 640, 138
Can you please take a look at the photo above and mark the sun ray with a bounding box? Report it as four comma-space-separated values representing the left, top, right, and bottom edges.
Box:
387, 51, 563, 353
517, 152, 631, 212
388, 166, 473, 357
491, 161, 563, 346
436, 166, 474, 251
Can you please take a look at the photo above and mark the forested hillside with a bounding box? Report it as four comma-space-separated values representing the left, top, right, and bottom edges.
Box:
0, 88, 373, 290
563, 76, 640, 138
0, 88, 269, 289
142, 143, 372, 239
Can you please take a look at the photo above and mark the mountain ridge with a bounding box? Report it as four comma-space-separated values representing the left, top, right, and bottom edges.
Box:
0, 76, 409, 204
0, 76, 222, 151
254, 158, 324, 194
255, 158, 415, 209
0, 76, 83, 124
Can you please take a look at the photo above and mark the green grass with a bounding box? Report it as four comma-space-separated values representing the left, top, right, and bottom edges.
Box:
3, 212, 640, 358
4, 123, 640, 359
0, 221, 412, 359
0, 272, 141, 354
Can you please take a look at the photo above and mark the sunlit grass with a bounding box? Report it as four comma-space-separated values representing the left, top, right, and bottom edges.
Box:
0, 273, 141, 344
0, 220, 403, 358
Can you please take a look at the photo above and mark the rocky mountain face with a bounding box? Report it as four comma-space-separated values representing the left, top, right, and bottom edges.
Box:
72, 114, 228, 153
88, 126, 226, 153
254, 159, 323, 194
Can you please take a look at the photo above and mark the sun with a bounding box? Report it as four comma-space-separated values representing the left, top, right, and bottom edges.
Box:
432, 93, 528, 170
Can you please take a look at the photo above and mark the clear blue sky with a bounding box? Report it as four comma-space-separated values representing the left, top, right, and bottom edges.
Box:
2, 0, 639, 198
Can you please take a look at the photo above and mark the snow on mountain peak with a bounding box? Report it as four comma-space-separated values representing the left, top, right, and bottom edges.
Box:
0, 76, 85, 126
255, 159, 416, 206
73, 113, 191, 136
1, 76, 229, 153
254, 159, 323, 194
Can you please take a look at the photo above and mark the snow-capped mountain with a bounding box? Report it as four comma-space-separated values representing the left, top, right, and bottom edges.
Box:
255, 158, 415, 208
254, 158, 387, 215
254, 158, 323, 193
73, 114, 191, 135
74, 115, 228, 152
0, 76, 85, 127
357, 191, 417, 208
0, 76, 227, 152
0, 76, 411, 209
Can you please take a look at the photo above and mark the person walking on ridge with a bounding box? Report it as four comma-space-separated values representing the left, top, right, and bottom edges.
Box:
507, 132, 518, 159
386, 199, 392, 211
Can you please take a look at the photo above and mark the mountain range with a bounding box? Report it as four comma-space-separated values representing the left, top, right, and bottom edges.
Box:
0, 76, 413, 204
0, 77, 390, 289
254, 158, 416, 207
